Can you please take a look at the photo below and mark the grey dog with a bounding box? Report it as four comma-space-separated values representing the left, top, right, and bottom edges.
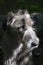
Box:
0, 10, 39, 65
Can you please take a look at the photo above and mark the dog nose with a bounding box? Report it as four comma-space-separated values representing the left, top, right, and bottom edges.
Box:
31, 42, 37, 47
31, 42, 40, 56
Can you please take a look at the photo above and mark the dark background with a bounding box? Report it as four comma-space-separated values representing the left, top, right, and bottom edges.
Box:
0, 0, 43, 15
0, 0, 43, 65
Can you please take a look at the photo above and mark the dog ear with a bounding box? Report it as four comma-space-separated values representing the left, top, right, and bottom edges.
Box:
6, 11, 14, 26
2, 16, 7, 31
8, 11, 14, 17
2, 16, 13, 31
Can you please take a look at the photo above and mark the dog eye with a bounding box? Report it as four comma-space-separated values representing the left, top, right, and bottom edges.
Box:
21, 19, 25, 24
22, 24, 25, 29
21, 19, 25, 28
9, 17, 13, 22
7, 16, 13, 23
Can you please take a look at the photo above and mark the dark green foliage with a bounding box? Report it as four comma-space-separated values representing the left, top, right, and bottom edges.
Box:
0, 0, 43, 14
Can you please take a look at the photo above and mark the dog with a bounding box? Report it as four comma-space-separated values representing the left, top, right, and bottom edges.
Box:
0, 10, 39, 65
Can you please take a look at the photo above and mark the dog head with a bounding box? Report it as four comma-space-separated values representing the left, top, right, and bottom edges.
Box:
6, 11, 25, 33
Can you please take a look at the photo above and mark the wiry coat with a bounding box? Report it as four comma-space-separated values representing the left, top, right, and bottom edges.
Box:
0, 10, 39, 65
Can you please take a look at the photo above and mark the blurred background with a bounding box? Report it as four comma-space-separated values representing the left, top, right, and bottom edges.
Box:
0, 0, 43, 15
0, 0, 43, 65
